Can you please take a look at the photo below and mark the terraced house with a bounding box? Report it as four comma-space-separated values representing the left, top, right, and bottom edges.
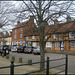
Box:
0, 32, 12, 45
12, 16, 75, 52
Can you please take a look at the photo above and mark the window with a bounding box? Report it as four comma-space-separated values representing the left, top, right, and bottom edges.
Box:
32, 42, 36, 47
20, 40, 22, 45
26, 36, 29, 40
70, 41, 75, 47
46, 42, 52, 48
20, 34, 23, 38
14, 34, 16, 39
14, 41, 16, 45
20, 28, 23, 32
69, 32, 75, 38
15, 29, 17, 33
32, 36, 35, 39
45, 36, 47, 39
55, 42, 60, 48
53, 34, 59, 39
28, 42, 31, 46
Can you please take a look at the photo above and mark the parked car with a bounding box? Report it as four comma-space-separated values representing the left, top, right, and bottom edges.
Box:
17, 46, 26, 53
24, 47, 34, 53
33, 46, 40, 54
8, 45, 12, 51
0, 46, 3, 55
11, 45, 19, 52
0, 45, 9, 55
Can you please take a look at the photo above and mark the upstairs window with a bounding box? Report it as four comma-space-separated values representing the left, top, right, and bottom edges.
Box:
20, 28, 23, 32
32, 36, 35, 39
14, 41, 16, 45
15, 29, 17, 33
69, 32, 75, 38
55, 42, 60, 48
20, 34, 23, 38
53, 34, 59, 39
14, 34, 16, 39
70, 41, 75, 47
46, 42, 52, 48
26, 36, 29, 40
45, 36, 47, 39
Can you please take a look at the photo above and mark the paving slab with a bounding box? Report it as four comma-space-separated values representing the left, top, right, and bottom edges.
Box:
0, 56, 39, 74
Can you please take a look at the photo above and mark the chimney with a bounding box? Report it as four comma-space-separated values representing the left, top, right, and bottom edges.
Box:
30, 16, 34, 20
17, 21, 20, 25
6, 32, 9, 36
54, 19, 59, 25
67, 16, 71, 22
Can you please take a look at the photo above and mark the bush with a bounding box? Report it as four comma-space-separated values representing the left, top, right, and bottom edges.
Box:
19, 58, 22, 63
12, 56, 15, 61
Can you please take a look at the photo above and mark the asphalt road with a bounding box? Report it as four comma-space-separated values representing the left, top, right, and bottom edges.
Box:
9, 52, 75, 74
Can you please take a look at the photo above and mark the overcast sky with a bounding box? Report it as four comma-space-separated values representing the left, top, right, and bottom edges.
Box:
0, 1, 75, 33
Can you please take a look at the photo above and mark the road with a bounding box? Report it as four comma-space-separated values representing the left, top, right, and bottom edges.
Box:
9, 52, 75, 74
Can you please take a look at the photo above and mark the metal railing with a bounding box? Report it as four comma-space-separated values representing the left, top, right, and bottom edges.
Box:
0, 55, 68, 75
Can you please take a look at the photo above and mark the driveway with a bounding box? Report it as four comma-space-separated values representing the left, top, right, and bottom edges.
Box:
9, 52, 75, 74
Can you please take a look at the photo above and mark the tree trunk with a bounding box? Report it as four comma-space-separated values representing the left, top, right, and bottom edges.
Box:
39, 27, 45, 70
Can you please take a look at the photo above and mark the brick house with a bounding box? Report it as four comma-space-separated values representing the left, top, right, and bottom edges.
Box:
12, 16, 75, 51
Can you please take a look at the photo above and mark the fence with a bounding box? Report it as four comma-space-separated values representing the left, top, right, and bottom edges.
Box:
0, 55, 68, 75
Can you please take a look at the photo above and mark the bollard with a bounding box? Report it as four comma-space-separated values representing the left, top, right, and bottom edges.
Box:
46, 57, 49, 75
65, 54, 68, 75
10, 60, 14, 75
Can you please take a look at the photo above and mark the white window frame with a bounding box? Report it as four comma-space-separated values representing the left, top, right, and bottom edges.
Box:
45, 36, 47, 39
20, 28, 23, 32
32, 36, 35, 39
15, 29, 17, 33
70, 41, 75, 47
14, 34, 16, 39
32, 42, 37, 47
46, 42, 52, 48
26, 36, 29, 40
14, 41, 16, 45
55, 42, 60, 48
69, 32, 75, 38
20, 34, 23, 38
53, 34, 59, 39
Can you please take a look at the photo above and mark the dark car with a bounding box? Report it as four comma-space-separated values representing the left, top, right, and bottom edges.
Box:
17, 46, 26, 53
8, 45, 12, 51
0, 45, 9, 56
0, 46, 3, 55
24, 47, 34, 53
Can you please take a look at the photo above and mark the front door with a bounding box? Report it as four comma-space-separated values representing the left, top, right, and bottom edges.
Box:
60, 41, 64, 51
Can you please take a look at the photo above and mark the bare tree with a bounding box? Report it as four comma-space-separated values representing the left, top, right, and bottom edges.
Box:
12, 0, 75, 70
0, 1, 17, 32
1, 1, 75, 70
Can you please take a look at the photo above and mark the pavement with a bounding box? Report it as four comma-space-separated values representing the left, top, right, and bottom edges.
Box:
0, 56, 39, 74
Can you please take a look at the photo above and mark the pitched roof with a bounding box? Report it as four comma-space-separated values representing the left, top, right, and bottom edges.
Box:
13, 20, 29, 29
45, 21, 75, 34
